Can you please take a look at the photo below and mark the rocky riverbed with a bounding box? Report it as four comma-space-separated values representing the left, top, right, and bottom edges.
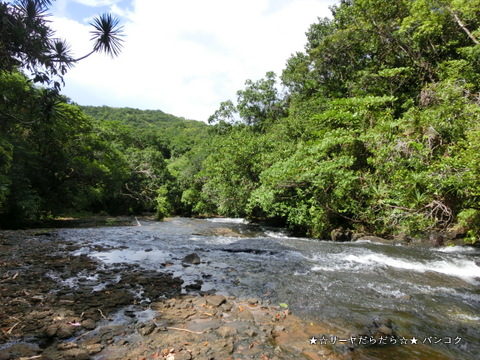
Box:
0, 227, 349, 360
0, 219, 472, 360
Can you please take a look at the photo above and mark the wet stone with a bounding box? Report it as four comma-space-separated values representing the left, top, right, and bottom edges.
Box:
207, 294, 226, 307
81, 318, 97, 330
44, 324, 59, 338
57, 324, 78, 339
137, 322, 157, 336
0, 343, 40, 359
85, 343, 104, 355
62, 348, 91, 360
124, 309, 136, 318
58, 342, 79, 350
182, 253, 201, 265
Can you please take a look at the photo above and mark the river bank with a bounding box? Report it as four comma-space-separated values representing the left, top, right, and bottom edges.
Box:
1, 218, 477, 359
0, 230, 362, 360
0, 227, 353, 360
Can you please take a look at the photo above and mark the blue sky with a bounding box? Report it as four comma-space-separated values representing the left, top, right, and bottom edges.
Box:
48, 0, 337, 121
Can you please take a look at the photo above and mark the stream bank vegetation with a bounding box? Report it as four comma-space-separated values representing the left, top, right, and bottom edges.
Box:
1, 0, 479, 244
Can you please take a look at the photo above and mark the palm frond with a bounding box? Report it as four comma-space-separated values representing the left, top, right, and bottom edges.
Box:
50, 39, 75, 73
16, 0, 49, 21
90, 13, 124, 58
51, 39, 73, 61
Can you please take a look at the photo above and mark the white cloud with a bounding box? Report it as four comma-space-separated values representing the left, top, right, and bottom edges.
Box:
51, 0, 337, 121
74, 0, 122, 6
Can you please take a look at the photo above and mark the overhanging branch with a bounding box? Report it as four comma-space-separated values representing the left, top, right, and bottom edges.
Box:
447, 7, 479, 45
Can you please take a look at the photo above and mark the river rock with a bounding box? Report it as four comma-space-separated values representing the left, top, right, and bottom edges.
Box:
44, 324, 59, 338
377, 325, 393, 336
57, 324, 77, 339
216, 326, 238, 338
137, 321, 157, 336
302, 350, 323, 360
81, 318, 97, 330
247, 297, 259, 305
331, 228, 353, 242
174, 350, 193, 360
182, 253, 201, 265
85, 344, 104, 355
237, 309, 255, 322
0, 343, 40, 360
207, 294, 226, 307
58, 342, 79, 350
62, 348, 91, 360
430, 233, 444, 246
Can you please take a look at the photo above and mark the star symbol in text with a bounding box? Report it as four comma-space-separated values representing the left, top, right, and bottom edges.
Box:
411, 337, 418, 344
310, 336, 317, 345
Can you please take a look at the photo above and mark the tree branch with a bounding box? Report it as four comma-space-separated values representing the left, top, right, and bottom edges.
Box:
447, 7, 479, 45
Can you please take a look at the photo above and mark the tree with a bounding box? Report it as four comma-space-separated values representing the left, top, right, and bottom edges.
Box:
0, 0, 124, 226
208, 72, 287, 129
0, 0, 124, 89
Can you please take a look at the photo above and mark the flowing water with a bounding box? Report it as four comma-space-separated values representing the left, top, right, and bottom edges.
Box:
61, 217, 479, 359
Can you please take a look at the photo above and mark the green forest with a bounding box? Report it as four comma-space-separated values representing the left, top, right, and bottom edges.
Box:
1, 0, 480, 243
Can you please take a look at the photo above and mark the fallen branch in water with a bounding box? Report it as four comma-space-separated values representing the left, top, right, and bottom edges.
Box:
0, 272, 19, 283
73, 329, 95, 341
98, 309, 108, 320
6, 321, 20, 334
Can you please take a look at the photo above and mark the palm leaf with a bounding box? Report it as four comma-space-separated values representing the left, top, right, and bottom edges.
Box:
90, 13, 124, 58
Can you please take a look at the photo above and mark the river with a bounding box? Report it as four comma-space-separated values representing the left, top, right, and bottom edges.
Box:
61, 217, 479, 359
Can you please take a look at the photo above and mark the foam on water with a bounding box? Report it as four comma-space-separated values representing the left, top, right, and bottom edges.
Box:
264, 230, 290, 239
201, 236, 243, 245
312, 252, 480, 284
411, 284, 480, 303
92, 249, 170, 265
434, 246, 479, 254
455, 314, 480, 322
206, 218, 248, 224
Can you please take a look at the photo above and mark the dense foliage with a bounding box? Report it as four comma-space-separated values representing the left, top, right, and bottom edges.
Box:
0, 0, 129, 226
186, 0, 480, 241
2, 0, 479, 243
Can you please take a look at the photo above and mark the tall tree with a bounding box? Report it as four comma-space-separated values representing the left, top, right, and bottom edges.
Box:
0, 0, 124, 89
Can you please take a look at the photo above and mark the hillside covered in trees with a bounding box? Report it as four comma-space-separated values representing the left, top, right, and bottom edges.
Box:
1, 0, 480, 244
178, 0, 480, 243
